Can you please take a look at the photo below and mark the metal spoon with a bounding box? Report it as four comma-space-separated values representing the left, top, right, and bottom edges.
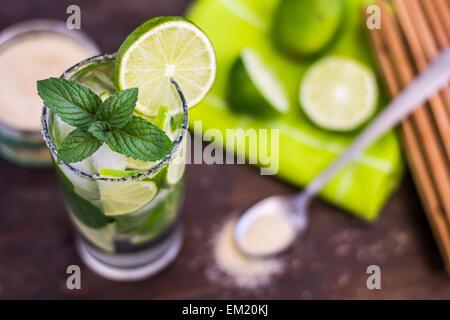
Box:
235, 48, 450, 258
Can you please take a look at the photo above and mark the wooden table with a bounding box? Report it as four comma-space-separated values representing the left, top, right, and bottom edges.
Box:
1, 0, 449, 300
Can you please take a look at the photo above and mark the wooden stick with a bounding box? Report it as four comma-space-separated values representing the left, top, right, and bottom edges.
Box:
432, 0, 450, 40
367, 24, 450, 272
367, 1, 450, 272
383, 0, 450, 239
382, 1, 450, 225
422, 0, 450, 116
394, 0, 450, 159
422, 0, 448, 48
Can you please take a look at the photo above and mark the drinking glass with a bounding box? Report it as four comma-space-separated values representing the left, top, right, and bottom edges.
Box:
41, 54, 188, 281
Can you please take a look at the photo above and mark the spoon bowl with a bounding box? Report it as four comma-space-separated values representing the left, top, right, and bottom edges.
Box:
234, 194, 310, 258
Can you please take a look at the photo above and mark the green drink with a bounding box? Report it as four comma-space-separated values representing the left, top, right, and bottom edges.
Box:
43, 54, 187, 280
40, 17, 216, 281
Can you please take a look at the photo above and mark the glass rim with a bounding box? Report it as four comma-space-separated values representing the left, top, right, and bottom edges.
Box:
41, 53, 189, 182
0, 19, 100, 140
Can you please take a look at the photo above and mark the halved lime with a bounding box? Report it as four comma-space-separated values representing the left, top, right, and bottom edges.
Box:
98, 180, 158, 216
227, 48, 289, 117
300, 56, 378, 131
115, 16, 216, 116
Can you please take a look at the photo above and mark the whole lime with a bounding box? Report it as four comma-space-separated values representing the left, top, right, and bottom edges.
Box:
272, 0, 344, 58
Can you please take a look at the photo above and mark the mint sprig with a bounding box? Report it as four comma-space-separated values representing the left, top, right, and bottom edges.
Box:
38, 78, 173, 164
96, 88, 138, 128
88, 121, 112, 141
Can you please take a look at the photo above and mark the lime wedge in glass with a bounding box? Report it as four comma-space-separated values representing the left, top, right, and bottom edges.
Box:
300, 56, 378, 131
227, 48, 289, 117
154, 105, 172, 133
166, 139, 186, 185
99, 169, 141, 178
99, 91, 110, 101
166, 160, 185, 186
73, 61, 116, 96
98, 180, 158, 216
125, 158, 156, 171
71, 215, 115, 253
99, 167, 167, 188
115, 16, 216, 116
100, 140, 185, 187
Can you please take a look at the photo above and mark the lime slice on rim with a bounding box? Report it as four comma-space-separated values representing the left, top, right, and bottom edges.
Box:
115, 16, 216, 116
98, 180, 158, 216
300, 56, 378, 131
227, 48, 289, 117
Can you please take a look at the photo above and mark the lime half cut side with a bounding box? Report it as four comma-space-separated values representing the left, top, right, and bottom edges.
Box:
300, 57, 378, 131
115, 16, 216, 116
98, 180, 158, 216
227, 48, 289, 117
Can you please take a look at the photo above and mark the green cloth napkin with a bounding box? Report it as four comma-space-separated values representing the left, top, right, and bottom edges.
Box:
186, 0, 404, 221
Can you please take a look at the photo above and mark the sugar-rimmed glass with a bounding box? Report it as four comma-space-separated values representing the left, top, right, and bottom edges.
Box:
41, 54, 189, 281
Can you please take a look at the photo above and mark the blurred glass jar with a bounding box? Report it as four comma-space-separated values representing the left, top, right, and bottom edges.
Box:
0, 20, 99, 167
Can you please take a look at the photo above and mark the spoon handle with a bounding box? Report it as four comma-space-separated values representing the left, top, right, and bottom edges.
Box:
305, 47, 450, 195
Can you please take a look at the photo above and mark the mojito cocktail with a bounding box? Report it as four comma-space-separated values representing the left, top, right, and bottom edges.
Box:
39, 17, 216, 280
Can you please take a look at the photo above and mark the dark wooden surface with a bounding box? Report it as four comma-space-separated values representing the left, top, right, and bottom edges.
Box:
1, 0, 450, 300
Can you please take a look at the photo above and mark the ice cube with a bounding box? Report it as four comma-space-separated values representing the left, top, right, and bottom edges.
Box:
91, 144, 128, 173
59, 160, 101, 206
52, 115, 75, 147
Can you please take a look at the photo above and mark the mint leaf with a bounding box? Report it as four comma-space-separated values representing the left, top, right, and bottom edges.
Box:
88, 121, 112, 141
37, 78, 101, 127
106, 115, 173, 161
96, 88, 138, 129
58, 128, 102, 164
